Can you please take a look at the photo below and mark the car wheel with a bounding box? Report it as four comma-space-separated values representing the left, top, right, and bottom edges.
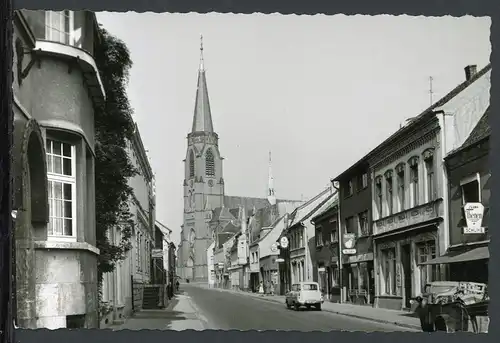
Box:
315, 304, 322, 311
306, 305, 311, 310
294, 302, 300, 311
286, 300, 291, 309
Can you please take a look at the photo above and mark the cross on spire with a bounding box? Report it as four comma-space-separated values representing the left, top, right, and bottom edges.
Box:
199, 34, 205, 71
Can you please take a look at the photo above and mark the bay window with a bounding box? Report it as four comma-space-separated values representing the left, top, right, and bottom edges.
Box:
46, 139, 76, 240
45, 10, 82, 48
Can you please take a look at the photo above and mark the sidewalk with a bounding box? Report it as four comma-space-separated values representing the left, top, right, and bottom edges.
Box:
111, 294, 206, 331
204, 285, 421, 330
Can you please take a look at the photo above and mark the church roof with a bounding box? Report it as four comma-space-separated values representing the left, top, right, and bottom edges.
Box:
224, 195, 270, 211
191, 36, 214, 133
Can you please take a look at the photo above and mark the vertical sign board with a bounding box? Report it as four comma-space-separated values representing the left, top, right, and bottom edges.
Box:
342, 233, 357, 255
463, 202, 486, 234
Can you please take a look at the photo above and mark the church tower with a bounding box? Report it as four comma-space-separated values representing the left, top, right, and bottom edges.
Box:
179, 36, 224, 282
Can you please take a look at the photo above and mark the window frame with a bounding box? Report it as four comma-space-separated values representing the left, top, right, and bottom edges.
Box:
396, 163, 406, 212
46, 138, 77, 242
385, 171, 394, 216
358, 211, 370, 237
315, 225, 324, 247
45, 10, 75, 46
460, 173, 481, 205
375, 176, 383, 218
189, 150, 195, 178
205, 148, 215, 176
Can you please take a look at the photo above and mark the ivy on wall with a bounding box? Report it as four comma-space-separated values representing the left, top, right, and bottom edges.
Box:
93, 26, 138, 284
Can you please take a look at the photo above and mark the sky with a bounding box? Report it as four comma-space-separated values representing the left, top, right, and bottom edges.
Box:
95, 13, 491, 246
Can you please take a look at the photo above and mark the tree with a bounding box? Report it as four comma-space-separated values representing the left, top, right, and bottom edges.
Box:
93, 26, 138, 284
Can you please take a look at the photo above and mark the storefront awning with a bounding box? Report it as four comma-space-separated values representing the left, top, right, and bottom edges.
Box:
420, 246, 489, 265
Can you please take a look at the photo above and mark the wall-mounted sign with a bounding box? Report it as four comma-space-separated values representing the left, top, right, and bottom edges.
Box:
276, 258, 285, 263
342, 233, 357, 255
318, 267, 326, 272
271, 243, 278, 252
463, 202, 486, 234
280, 236, 289, 249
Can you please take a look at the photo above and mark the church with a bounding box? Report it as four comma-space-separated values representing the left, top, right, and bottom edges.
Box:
177, 38, 296, 282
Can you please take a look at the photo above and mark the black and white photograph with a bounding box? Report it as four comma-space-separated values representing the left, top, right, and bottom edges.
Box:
2, 8, 492, 335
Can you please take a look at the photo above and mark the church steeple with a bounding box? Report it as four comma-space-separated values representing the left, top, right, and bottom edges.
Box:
191, 35, 214, 133
267, 151, 276, 205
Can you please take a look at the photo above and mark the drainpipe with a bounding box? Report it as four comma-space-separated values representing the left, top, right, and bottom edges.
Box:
435, 109, 452, 279
331, 180, 344, 303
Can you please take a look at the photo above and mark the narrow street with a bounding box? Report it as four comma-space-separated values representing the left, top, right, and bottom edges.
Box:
114, 283, 419, 331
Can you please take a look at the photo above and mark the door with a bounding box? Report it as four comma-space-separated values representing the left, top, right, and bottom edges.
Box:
401, 244, 412, 308
368, 262, 375, 304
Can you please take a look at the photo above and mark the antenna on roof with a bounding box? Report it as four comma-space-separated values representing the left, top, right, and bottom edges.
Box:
429, 76, 434, 106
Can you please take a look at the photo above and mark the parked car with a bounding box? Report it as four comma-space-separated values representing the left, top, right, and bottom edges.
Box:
285, 282, 324, 311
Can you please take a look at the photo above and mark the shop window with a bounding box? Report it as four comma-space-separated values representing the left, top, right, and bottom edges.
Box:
375, 176, 383, 218
396, 163, 406, 211
417, 241, 438, 292
385, 170, 394, 216
46, 138, 77, 241
358, 211, 370, 236
382, 248, 396, 295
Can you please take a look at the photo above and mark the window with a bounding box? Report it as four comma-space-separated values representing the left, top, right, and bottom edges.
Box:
46, 139, 76, 240
409, 157, 419, 207
345, 216, 355, 234
189, 150, 195, 178
358, 211, 370, 236
135, 233, 140, 272
417, 241, 438, 292
45, 11, 77, 46
396, 163, 406, 211
382, 248, 397, 295
375, 177, 383, 218
299, 230, 304, 248
359, 173, 368, 190
461, 175, 480, 204
205, 148, 215, 176
330, 219, 339, 242
346, 180, 354, 197
302, 283, 318, 290
385, 171, 394, 216
315, 228, 323, 247
423, 149, 435, 202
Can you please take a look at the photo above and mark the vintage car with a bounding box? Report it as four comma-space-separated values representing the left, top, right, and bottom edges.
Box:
415, 281, 489, 333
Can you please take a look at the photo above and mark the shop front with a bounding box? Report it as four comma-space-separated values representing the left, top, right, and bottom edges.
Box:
374, 225, 439, 311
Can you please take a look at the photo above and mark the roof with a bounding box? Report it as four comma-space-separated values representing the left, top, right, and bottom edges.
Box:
288, 188, 334, 228
332, 63, 492, 182
311, 193, 339, 223
224, 195, 270, 211
447, 106, 491, 158
191, 56, 214, 132
155, 220, 172, 237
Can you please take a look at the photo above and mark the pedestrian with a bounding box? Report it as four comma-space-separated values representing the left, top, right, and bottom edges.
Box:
258, 281, 264, 295
176, 279, 180, 292
270, 281, 275, 295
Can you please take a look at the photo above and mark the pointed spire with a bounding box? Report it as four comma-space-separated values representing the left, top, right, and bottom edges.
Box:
267, 151, 276, 205
191, 34, 214, 133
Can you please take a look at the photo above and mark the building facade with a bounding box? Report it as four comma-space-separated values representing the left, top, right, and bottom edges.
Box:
369, 64, 491, 311
12, 10, 103, 329
333, 161, 375, 305
311, 198, 340, 302
428, 107, 491, 282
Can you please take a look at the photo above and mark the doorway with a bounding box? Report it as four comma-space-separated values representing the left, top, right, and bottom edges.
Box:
401, 244, 412, 308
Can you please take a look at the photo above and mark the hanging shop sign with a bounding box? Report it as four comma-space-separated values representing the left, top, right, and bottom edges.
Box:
463, 202, 486, 234
279, 236, 289, 249
342, 233, 357, 255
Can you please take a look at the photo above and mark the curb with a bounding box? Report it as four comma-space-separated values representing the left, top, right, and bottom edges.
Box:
207, 286, 421, 331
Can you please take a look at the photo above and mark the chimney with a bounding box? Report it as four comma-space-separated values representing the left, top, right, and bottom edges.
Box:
464, 65, 477, 81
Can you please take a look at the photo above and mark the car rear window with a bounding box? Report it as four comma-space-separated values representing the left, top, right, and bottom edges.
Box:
302, 284, 318, 290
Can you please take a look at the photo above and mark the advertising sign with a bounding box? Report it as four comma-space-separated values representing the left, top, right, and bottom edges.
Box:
342, 233, 357, 255
463, 202, 486, 234
271, 243, 278, 252
280, 236, 289, 249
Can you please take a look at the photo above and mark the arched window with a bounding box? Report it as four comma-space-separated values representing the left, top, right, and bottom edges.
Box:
205, 148, 215, 176
189, 150, 195, 178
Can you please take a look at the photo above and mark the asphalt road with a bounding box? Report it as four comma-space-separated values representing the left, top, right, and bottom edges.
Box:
182, 284, 416, 332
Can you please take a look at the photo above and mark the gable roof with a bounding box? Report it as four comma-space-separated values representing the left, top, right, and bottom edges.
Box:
333, 63, 492, 182
311, 193, 339, 223
288, 188, 334, 228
